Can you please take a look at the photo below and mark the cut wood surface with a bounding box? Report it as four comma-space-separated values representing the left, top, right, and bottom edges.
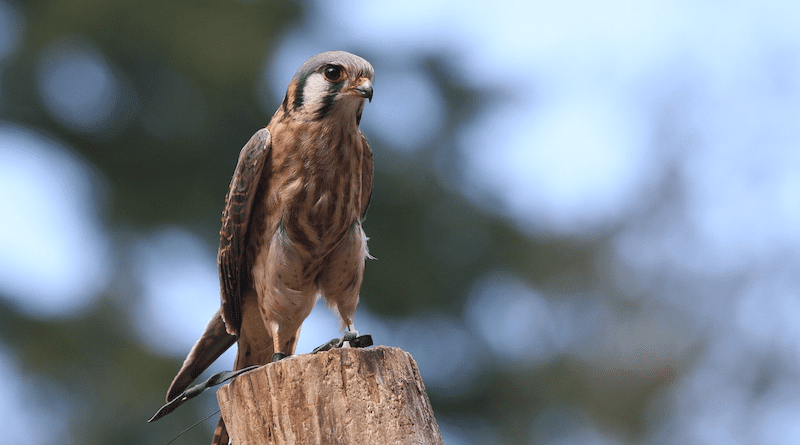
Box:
217, 346, 444, 445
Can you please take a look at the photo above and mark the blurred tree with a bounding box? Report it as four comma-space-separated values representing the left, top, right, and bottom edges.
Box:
0, 1, 683, 444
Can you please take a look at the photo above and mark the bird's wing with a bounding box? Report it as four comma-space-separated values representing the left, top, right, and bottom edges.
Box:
218, 128, 272, 335
164, 129, 271, 403
360, 134, 373, 220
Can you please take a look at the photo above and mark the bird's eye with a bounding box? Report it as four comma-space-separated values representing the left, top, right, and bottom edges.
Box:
323, 65, 343, 82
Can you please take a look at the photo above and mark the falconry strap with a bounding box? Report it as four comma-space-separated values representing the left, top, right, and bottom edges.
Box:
312, 332, 374, 353
148, 365, 259, 423
148, 333, 373, 423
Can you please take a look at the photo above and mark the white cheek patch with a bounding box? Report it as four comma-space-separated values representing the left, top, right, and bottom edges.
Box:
302, 73, 330, 111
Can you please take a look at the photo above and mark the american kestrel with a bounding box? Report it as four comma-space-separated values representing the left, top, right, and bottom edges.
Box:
164, 51, 374, 445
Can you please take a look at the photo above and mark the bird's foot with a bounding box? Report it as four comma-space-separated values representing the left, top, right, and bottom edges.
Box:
342, 330, 358, 348
272, 352, 287, 362
312, 332, 373, 353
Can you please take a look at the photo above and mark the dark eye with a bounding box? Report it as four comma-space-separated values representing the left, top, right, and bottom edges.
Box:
323, 65, 343, 82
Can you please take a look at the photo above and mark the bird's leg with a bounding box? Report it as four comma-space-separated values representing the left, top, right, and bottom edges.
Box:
269, 320, 286, 362
342, 323, 358, 348
311, 320, 373, 354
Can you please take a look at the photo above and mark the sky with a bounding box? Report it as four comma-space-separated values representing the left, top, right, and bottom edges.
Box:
2, 0, 800, 444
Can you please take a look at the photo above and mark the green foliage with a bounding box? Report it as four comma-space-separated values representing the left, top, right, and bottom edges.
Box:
0, 1, 667, 444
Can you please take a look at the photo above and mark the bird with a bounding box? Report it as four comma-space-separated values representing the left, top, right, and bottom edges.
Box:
164, 51, 374, 445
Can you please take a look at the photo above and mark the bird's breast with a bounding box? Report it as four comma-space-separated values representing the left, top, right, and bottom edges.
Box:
268, 126, 363, 259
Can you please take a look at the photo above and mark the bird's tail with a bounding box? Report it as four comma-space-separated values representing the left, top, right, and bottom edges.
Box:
166, 308, 237, 402
211, 416, 230, 445
208, 322, 284, 445
174, 305, 302, 444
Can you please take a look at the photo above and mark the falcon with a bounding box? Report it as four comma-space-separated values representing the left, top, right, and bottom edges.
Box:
165, 51, 374, 445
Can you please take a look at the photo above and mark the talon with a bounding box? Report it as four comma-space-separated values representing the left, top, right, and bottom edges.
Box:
343, 330, 360, 348
342, 325, 359, 347
272, 352, 287, 362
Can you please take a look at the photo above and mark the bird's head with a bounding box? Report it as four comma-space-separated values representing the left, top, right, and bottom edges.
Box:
282, 51, 374, 126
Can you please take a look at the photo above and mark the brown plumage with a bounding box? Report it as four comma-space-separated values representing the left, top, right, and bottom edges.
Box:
165, 51, 374, 445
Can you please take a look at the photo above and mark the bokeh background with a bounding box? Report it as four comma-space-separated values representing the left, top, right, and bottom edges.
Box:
1, 0, 799, 444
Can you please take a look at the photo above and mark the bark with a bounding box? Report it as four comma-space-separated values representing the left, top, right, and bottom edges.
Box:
217, 346, 444, 445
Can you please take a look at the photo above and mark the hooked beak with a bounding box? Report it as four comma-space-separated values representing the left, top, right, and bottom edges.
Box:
355, 79, 373, 102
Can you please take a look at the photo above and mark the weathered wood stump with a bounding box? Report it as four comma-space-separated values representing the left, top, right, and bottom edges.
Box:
217, 346, 444, 445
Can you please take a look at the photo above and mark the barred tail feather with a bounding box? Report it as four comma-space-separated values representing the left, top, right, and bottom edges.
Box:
211, 416, 229, 445
167, 308, 237, 402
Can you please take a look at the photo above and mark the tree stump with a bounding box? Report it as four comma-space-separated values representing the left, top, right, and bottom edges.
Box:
217, 346, 444, 445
